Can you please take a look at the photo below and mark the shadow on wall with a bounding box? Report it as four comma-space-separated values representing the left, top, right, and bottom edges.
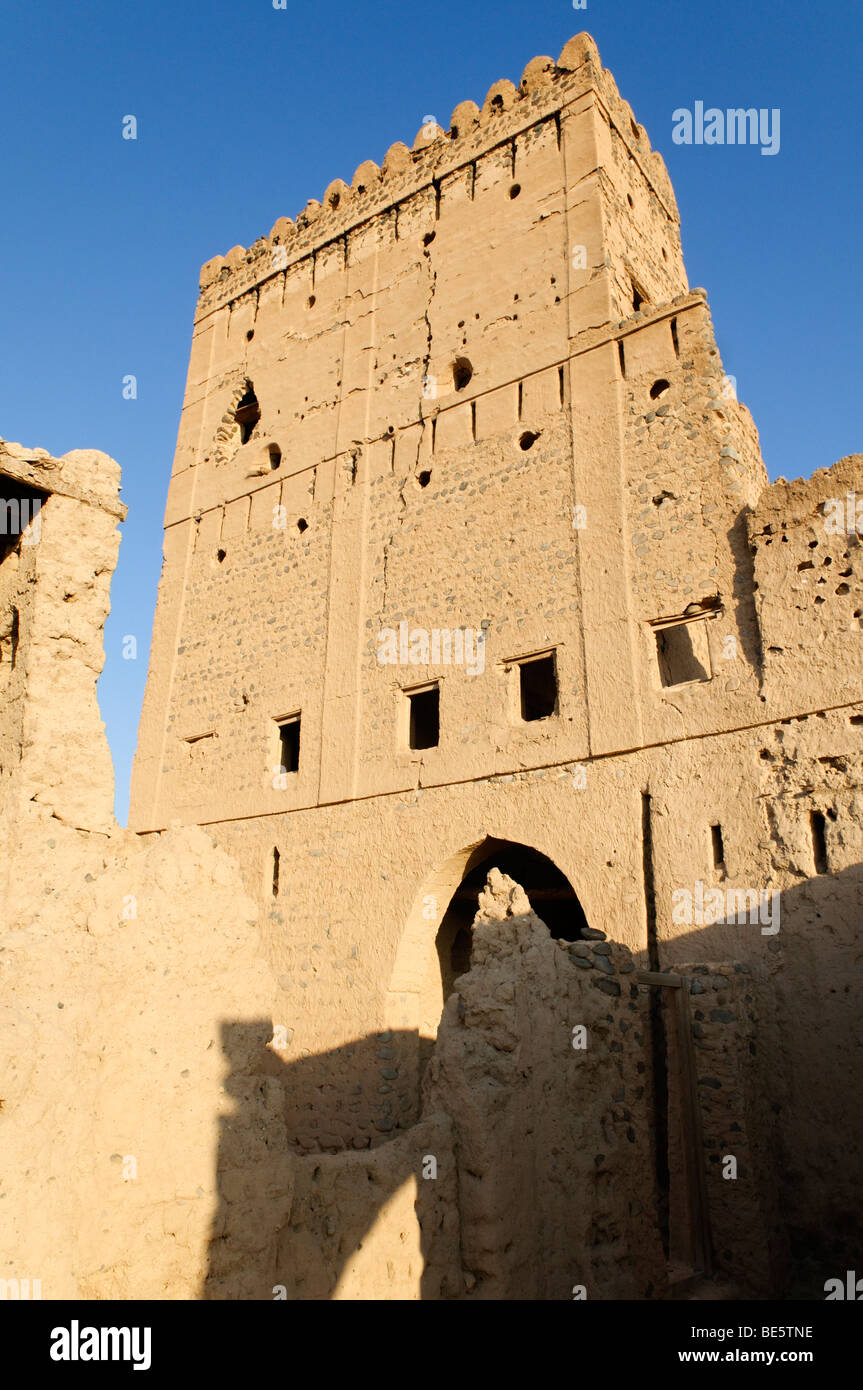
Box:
201, 861, 863, 1301
203, 1023, 457, 1300
655, 858, 863, 1290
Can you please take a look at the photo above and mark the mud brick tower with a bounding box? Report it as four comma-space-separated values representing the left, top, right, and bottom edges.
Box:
126, 33, 863, 1295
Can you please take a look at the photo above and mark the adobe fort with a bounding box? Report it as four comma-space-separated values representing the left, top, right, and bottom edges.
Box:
1, 33, 861, 1300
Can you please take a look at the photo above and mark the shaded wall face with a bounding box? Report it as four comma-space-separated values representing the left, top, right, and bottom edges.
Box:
211, 887, 668, 1301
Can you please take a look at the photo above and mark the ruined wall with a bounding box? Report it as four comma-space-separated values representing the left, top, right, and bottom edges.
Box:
210, 873, 669, 1301
0, 438, 125, 922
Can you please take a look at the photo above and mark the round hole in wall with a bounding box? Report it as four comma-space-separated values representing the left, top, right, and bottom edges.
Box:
268, 444, 281, 470
519, 430, 539, 451
649, 378, 671, 400
417, 470, 431, 488
297, 518, 308, 534
452, 357, 473, 391
246, 329, 254, 341
216, 548, 226, 563
509, 183, 521, 199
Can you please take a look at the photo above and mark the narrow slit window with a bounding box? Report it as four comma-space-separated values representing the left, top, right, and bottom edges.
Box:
272, 847, 280, 898
407, 684, 439, 750
810, 811, 828, 874
710, 824, 725, 870
519, 653, 557, 722
618, 339, 626, 377
278, 715, 301, 773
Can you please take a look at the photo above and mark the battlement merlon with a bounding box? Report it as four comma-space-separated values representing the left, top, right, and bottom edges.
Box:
195, 33, 683, 320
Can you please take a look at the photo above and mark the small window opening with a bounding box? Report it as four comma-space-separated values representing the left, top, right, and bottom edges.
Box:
268, 444, 281, 470
234, 385, 260, 444
272, 847, 280, 898
278, 716, 301, 773
810, 811, 828, 874
618, 339, 626, 377
453, 357, 472, 392
519, 430, 539, 451
710, 824, 725, 870
216, 548, 227, 563
471, 400, 477, 441
558, 365, 565, 406
296, 517, 308, 533
246, 329, 254, 342
517, 381, 523, 419
632, 282, 645, 312
423, 230, 436, 247
519, 654, 557, 722
1, 607, 21, 670
417, 470, 431, 488
407, 685, 439, 750
670, 317, 680, 356
306, 294, 316, 309
509, 183, 521, 199
655, 619, 712, 687
650, 378, 670, 400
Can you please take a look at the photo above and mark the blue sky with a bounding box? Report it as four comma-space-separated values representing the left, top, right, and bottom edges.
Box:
0, 0, 860, 823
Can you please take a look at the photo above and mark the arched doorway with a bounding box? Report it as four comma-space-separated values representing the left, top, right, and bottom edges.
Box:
414, 837, 590, 1058
434, 838, 590, 998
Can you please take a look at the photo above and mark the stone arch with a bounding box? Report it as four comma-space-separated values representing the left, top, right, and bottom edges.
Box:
386, 835, 590, 1047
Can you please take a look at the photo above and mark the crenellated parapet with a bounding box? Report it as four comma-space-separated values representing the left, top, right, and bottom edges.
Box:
196, 33, 680, 318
